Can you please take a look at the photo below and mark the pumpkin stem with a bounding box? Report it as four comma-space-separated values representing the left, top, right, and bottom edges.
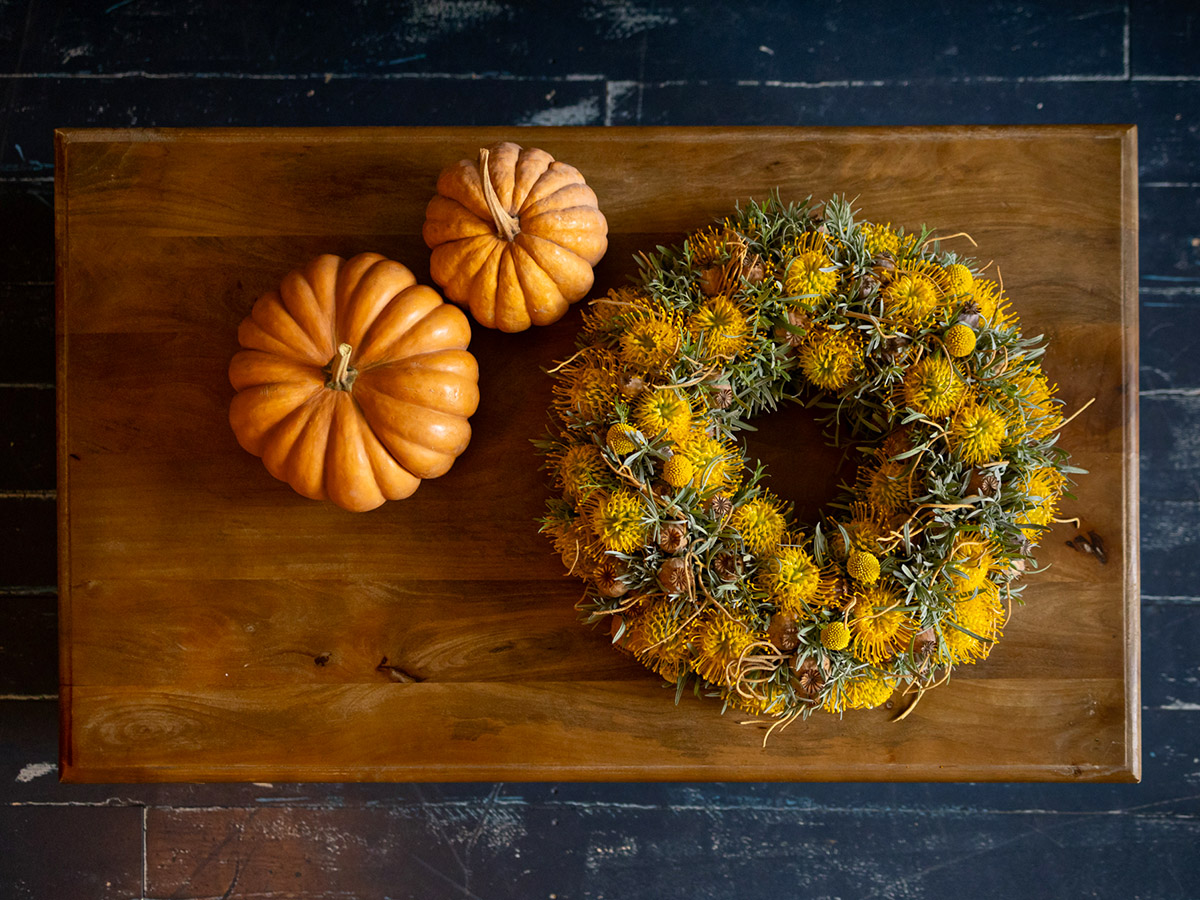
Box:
325, 342, 358, 392
478, 147, 521, 242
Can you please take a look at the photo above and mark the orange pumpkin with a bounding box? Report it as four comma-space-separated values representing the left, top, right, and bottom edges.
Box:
423, 141, 608, 332
228, 252, 480, 512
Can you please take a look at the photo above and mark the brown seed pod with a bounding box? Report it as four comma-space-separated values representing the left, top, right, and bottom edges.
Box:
658, 522, 688, 554
705, 493, 734, 519
710, 385, 735, 409
712, 551, 740, 583
659, 557, 693, 595
967, 468, 1001, 498
792, 657, 825, 699
767, 612, 799, 652
956, 299, 983, 330
594, 558, 629, 598
698, 267, 724, 296
743, 253, 766, 285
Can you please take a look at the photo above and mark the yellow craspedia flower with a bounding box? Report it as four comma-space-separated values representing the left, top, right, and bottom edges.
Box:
606, 423, 639, 455
634, 388, 692, 440
619, 311, 679, 370
627, 600, 692, 681
688, 295, 749, 360
850, 582, 914, 665
662, 454, 695, 488
758, 544, 822, 611
857, 457, 912, 514
554, 442, 604, 502
948, 401, 1006, 466
591, 490, 647, 553
847, 550, 881, 584
784, 251, 838, 302
903, 355, 965, 419
820, 621, 851, 651
944, 323, 977, 357
947, 537, 993, 595
882, 273, 939, 326
945, 263, 974, 297
692, 615, 758, 686
861, 222, 901, 258
731, 496, 787, 556
1016, 466, 1067, 530
799, 326, 863, 391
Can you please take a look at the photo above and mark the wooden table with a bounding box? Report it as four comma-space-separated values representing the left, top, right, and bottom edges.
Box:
56, 126, 1139, 782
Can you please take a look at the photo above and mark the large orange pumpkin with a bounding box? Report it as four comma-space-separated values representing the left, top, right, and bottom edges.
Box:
228, 252, 480, 512
423, 141, 608, 332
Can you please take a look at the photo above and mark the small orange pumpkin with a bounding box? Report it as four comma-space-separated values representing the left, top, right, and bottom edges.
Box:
423, 141, 608, 332
228, 252, 480, 512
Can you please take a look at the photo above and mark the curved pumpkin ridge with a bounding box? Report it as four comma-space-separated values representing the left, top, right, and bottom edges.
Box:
301, 254, 343, 326
228, 349, 323, 393
493, 247, 532, 333
422, 195, 494, 246
228, 378, 323, 457
522, 207, 609, 265
360, 302, 472, 368
520, 183, 601, 222
510, 147, 556, 211
435, 159, 491, 224
510, 242, 568, 326
279, 269, 335, 361
353, 388, 469, 479
323, 397, 387, 512
484, 141, 524, 212
514, 232, 596, 302
354, 284, 447, 365
521, 161, 589, 208
429, 235, 499, 313
259, 392, 333, 501
465, 240, 506, 329
337, 258, 417, 350
358, 412, 422, 502
357, 355, 479, 417
244, 291, 328, 365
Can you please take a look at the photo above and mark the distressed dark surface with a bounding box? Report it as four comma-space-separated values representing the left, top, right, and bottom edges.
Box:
2, 1, 1198, 898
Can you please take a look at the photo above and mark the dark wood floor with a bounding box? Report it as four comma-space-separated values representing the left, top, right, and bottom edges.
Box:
3, 2, 1199, 897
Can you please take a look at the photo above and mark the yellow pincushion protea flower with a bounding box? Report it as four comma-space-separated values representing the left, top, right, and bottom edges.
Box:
940, 580, 1004, 664
731, 496, 787, 556
581, 287, 651, 336
591, 490, 647, 553
687, 225, 735, 267
553, 353, 620, 422
1017, 466, 1067, 530
626, 600, 692, 681
944, 263, 974, 297
679, 430, 743, 495
820, 621, 851, 651
861, 222, 901, 257
688, 295, 749, 360
758, 544, 822, 611
948, 401, 1006, 466
944, 323, 977, 357
857, 456, 912, 514
827, 673, 898, 712
554, 442, 604, 501
831, 501, 888, 558
946, 537, 993, 595
882, 272, 940, 326
847, 550, 881, 584
727, 682, 791, 717
692, 614, 758, 687
634, 388, 692, 440
903, 354, 965, 418
971, 279, 1004, 323
619, 310, 680, 370
662, 454, 695, 488
784, 251, 838, 304
849, 582, 914, 665
1010, 368, 1062, 441
550, 520, 602, 575
799, 326, 863, 391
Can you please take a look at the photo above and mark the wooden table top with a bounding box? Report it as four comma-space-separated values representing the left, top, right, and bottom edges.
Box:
56, 125, 1139, 782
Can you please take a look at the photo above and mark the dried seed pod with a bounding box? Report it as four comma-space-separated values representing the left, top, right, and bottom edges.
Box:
659, 557, 693, 595
767, 612, 799, 652
967, 468, 1001, 498
956, 299, 983, 330
914, 627, 937, 659
618, 372, 647, 398
743, 253, 766, 285
595, 559, 630, 598
658, 522, 688, 554
792, 657, 825, 699
705, 494, 734, 519
712, 552, 740, 582
698, 267, 724, 296
711, 385, 735, 409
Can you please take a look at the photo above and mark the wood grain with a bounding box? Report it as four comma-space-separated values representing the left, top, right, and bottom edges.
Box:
56, 126, 1139, 782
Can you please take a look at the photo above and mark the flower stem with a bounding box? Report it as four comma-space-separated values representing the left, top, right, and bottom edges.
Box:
478, 148, 520, 241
